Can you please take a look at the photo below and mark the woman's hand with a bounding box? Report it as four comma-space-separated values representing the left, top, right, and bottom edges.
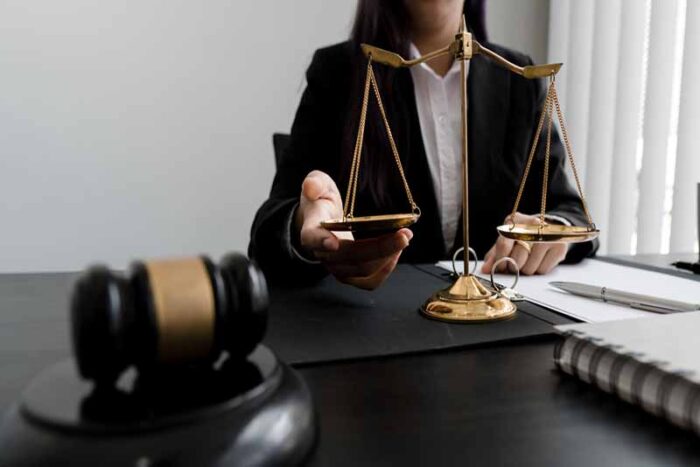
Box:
294, 170, 412, 290
480, 212, 567, 276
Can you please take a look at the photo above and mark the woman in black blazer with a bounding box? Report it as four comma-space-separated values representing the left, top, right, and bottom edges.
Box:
249, 0, 597, 289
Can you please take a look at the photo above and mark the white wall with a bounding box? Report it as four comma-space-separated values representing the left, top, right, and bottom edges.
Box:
0, 1, 355, 272
0, 1, 548, 272
487, 0, 550, 64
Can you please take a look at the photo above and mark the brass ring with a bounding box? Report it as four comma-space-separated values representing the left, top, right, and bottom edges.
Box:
490, 257, 519, 292
452, 247, 478, 276
515, 240, 532, 254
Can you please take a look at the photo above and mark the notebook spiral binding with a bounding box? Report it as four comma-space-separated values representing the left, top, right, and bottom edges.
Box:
554, 332, 700, 435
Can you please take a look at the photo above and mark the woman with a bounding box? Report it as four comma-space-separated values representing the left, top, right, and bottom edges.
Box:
249, 0, 597, 289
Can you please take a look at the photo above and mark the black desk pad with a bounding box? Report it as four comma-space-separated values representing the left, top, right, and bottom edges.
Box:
264, 264, 568, 366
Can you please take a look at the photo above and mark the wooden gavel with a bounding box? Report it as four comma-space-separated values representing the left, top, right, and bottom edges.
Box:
70, 252, 268, 386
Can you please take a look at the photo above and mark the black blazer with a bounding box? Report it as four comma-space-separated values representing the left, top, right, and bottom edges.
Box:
249, 41, 598, 283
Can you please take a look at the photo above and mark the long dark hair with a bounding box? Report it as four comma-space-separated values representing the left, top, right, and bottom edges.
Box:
342, 0, 487, 212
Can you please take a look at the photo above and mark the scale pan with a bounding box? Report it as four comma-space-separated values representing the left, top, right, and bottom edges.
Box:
321, 213, 419, 233
497, 223, 599, 243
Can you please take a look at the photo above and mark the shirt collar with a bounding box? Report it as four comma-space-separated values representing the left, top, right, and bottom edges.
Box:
409, 42, 461, 81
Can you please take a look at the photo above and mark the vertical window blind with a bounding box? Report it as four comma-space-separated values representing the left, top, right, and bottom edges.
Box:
547, 0, 699, 255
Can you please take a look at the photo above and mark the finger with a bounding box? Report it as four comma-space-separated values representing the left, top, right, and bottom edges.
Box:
521, 243, 548, 275
481, 238, 512, 273
320, 229, 412, 264
299, 196, 345, 253
324, 252, 395, 279
536, 244, 567, 275
480, 247, 496, 274
325, 230, 410, 284
495, 238, 515, 273
341, 252, 402, 291
315, 228, 411, 259
300, 221, 339, 253
509, 243, 530, 273
302, 229, 353, 256
482, 237, 515, 273
505, 212, 544, 226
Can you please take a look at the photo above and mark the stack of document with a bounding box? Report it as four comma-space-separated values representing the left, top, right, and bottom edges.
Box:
437, 259, 699, 323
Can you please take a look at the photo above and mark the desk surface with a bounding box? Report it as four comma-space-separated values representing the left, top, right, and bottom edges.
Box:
602, 252, 699, 281
0, 257, 699, 466
301, 337, 700, 466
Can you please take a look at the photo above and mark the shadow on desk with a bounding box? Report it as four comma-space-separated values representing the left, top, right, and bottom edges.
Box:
264, 265, 569, 366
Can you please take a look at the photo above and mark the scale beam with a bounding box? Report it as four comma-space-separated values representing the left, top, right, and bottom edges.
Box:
360, 44, 451, 69
360, 42, 562, 80
474, 42, 562, 78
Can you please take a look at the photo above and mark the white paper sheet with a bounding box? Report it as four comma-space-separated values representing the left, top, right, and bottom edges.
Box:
436, 259, 700, 323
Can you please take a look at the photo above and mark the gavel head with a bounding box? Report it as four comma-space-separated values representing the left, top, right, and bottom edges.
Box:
70, 252, 268, 386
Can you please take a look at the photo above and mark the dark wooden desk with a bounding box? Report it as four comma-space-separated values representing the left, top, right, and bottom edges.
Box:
301, 337, 700, 466
0, 258, 698, 466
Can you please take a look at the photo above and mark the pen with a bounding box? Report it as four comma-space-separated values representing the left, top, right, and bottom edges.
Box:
671, 261, 700, 275
549, 281, 700, 314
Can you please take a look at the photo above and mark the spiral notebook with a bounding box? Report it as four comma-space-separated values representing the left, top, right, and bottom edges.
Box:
554, 311, 700, 434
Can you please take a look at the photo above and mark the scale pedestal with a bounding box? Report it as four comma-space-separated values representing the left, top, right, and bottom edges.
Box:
421, 274, 517, 323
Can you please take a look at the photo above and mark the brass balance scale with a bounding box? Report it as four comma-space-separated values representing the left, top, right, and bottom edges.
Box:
322, 17, 599, 323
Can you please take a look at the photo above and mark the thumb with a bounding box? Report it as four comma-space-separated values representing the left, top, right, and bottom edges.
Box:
302, 170, 341, 203
302, 175, 325, 202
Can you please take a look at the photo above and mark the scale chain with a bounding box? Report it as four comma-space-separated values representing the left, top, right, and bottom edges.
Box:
509, 77, 554, 224
368, 65, 418, 213
551, 86, 595, 228
343, 57, 419, 220
344, 59, 373, 219
509, 76, 595, 231
539, 78, 554, 224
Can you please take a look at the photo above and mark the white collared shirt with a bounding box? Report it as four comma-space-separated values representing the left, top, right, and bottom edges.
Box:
409, 43, 467, 251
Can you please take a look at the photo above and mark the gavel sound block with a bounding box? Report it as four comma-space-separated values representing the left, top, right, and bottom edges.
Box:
0, 253, 317, 467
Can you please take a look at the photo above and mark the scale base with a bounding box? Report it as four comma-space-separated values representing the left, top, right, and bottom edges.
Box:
420, 275, 517, 323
